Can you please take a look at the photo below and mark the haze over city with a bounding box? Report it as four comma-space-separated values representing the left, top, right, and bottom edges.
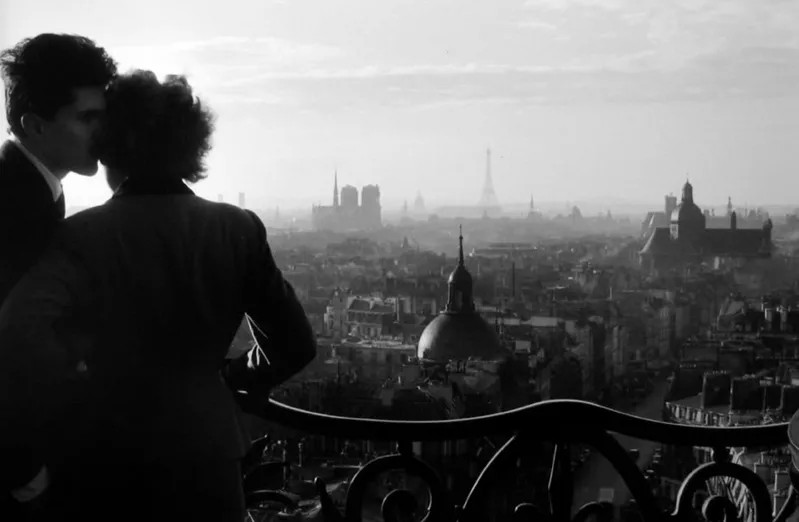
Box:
2, 0, 798, 213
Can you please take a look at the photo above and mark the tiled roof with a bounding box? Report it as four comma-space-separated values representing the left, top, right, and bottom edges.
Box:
639, 228, 671, 255
702, 229, 767, 256
639, 226, 769, 257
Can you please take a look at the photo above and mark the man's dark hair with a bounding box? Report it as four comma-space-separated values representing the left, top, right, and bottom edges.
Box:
0, 33, 117, 136
98, 70, 214, 183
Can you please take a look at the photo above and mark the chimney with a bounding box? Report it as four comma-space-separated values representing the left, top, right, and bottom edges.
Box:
763, 384, 782, 410
730, 377, 761, 412
701, 371, 731, 410
775, 470, 790, 492
781, 305, 790, 333
780, 385, 799, 416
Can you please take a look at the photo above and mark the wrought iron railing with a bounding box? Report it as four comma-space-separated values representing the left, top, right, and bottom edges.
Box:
242, 398, 797, 522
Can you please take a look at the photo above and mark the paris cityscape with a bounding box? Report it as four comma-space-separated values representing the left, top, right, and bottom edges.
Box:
195, 152, 799, 521
3, 0, 799, 521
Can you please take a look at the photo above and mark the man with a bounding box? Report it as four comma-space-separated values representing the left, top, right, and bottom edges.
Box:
0, 34, 117, 516
0, 70, 316, 521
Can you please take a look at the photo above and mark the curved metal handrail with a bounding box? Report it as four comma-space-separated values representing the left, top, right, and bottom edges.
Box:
258, 397, 790, 447
242, 396, 797, 521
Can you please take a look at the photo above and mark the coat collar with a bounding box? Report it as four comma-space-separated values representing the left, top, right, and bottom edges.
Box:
0, 140, 59, 211
112, 176, 195, 199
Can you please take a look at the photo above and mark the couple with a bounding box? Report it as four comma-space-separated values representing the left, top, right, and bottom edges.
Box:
0, 34, 317, 521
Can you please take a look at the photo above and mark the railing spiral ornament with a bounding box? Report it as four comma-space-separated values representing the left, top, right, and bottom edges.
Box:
240, 397, 799, 521
671, 462, 773, 522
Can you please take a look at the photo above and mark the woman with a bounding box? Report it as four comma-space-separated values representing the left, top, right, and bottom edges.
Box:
0, 70, 317, 521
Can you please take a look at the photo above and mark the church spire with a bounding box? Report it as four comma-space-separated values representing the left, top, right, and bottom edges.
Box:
458, 224, 464, 266
446, 225, 474, 313
333, 170, 339, 207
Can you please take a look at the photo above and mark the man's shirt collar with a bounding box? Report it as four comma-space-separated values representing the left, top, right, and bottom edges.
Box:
12, 138, 63, 202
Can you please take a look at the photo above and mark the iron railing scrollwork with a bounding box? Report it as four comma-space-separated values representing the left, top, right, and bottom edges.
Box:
240, 397, 798, 522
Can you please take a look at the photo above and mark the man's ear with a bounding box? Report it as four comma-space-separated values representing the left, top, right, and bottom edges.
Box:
20, 113, 45, 138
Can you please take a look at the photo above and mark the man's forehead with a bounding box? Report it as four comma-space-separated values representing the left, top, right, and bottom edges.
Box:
71, 86, 106, 111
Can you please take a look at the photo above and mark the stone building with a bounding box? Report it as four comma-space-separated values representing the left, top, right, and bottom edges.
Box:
311, 171, 382, 231
640, 181, 772, 276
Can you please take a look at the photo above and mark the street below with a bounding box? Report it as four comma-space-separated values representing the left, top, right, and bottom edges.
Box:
571, 377, 671, 513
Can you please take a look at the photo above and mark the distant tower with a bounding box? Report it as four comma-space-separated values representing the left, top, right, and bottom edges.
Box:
664, 193, 677, 218
217, 194, 223, 203
360, 184, 382, 229
478, 148, 500, 209
333, 170, 339, 208
402, 200, 408, 215
727, 196, 733, 216
413, 191, 425, 213
682, 179, 694, 204
238, 192, 245, 208
340, 185, 358, 210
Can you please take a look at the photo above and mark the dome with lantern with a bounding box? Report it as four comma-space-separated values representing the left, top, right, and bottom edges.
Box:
417, 227, 506, 362
670, 180, 705, 230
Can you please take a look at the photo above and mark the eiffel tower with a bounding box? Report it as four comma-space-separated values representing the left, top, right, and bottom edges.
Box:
478, 148, 501, 210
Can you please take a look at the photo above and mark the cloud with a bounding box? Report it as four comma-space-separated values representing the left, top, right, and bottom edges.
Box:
522, 0, 627, 11
109, 2, 799, 111
110, 35, 343, 81
516, 20, 559, 31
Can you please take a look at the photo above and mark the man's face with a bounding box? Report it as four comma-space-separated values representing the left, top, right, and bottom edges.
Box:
40, 86, 106, 176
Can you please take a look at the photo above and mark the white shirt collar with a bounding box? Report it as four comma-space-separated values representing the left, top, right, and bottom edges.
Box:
12, 138, 63, 202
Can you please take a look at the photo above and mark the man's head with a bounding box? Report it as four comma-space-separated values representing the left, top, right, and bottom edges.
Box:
0, 34, 117, 178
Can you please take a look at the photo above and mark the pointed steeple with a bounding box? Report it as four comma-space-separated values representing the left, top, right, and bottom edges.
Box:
446, 225, 474, 313
458, 224, 464, 266
333, 170, 339, 208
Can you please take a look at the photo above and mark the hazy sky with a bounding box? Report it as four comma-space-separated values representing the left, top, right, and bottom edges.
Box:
2, 0, 799, 211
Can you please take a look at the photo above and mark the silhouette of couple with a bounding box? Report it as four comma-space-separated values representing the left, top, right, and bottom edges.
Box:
0, 34, 317, 521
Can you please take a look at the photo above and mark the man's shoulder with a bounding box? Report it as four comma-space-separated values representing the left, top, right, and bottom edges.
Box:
0, 140, 31, 181
184, 197, 265, 233
66, 197, 265, 235
0, 141, 51, 211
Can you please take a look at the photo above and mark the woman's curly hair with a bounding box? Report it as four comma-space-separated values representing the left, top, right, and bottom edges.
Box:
98, 70, 214, 183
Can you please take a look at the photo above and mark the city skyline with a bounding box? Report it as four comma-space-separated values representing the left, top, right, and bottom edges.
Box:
3, 0, 799, 211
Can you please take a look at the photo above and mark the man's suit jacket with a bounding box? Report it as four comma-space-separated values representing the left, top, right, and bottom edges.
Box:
0, 140, 64, 310
0, 176, 316, 508
0, 140, 64, 498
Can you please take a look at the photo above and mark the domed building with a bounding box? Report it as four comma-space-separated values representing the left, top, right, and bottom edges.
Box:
417, 228, 506, 362
669, 180, 705, 244
640, 180, 772, 276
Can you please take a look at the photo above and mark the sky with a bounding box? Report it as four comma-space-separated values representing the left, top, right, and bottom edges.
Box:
2, 0, 799, 213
